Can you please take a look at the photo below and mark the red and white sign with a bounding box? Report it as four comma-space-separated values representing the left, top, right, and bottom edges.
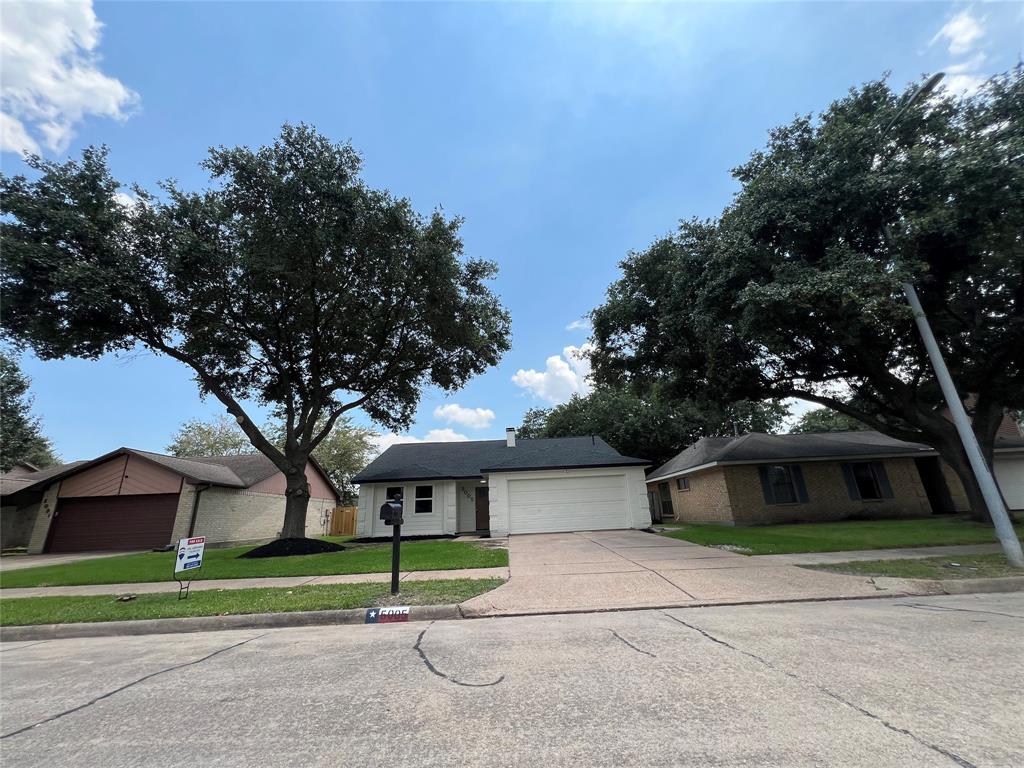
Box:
175, 536, 206, 574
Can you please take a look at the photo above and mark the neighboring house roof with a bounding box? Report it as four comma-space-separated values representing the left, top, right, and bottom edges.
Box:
352, 436, 649, 484
0, 461, 88, 502
647, 431, 982, 482
0, 448, 340, 502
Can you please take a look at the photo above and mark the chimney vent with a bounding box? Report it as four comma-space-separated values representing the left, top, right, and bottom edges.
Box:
506, 427, 516, 448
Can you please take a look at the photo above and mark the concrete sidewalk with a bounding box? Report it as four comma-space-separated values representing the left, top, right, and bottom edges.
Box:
0, 567, 509, 599
460, 530, 895, 616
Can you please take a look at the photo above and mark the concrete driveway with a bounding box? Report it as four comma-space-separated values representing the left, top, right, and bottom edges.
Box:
462, 529, 889, 615
0, 551, 144, 573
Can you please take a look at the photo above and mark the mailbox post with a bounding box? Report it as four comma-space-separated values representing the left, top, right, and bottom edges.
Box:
379, 495, 404, 595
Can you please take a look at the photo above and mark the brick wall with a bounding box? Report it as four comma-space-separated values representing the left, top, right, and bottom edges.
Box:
189, 487, 334, 546
724, 458, 932, 524
939, 462, 972, 513
1, 503, 39, 549
26, 483, 61, 554
648, 468, 736, 524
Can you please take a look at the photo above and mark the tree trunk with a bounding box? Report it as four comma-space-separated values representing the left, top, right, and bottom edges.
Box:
280, 459, 312, 539
934, 437, 992, 524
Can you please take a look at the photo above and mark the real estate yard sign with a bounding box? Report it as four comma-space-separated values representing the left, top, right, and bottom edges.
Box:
174, 536, 206, 599
175, 536, 206, 573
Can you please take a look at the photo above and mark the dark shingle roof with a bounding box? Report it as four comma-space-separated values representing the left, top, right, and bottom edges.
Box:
647, 431, 939, 481
352, 436, 649, 484
0, 461, 88, 500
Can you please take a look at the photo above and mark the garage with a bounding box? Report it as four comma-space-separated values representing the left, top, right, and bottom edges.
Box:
47, 494, 180, 553
507, 473, 629, 534
995, 456, 1024, 511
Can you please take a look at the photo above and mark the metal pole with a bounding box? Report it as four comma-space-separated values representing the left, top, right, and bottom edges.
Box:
391, 522, 401, 595
902, 282, 1024, 567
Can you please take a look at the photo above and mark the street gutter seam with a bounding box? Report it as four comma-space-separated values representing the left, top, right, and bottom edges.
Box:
0, 633, 266, 740
0, 639, 49, 654
413, 621, 505, 688
659, 612, 977, 768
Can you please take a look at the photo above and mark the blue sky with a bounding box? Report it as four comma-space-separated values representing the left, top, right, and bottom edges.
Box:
3, 1, 1022, 460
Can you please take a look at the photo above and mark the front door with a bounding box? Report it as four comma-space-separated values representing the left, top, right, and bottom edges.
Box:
475, 486, 490, 532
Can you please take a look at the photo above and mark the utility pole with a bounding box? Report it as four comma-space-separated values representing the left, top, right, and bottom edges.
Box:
883, 74, 1024, 567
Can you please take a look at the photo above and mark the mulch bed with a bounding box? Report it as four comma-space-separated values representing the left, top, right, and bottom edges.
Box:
239, 538, 346, 558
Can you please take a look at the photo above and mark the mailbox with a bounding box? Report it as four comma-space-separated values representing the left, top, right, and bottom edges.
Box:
379, 499, 404, 527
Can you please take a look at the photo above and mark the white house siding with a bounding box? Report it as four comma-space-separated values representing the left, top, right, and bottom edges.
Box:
358, 482, 449, 538
995, 455, 1024, 511
487, 466, 650, 536
455, 481, 482, 532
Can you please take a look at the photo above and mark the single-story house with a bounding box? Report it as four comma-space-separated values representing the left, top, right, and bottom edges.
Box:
646, 430, 1024, 525
351, 429, 650, 537
0, 448, 339, 553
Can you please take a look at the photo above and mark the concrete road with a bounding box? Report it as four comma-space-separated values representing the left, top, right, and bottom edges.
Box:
2, 594, 1022, 767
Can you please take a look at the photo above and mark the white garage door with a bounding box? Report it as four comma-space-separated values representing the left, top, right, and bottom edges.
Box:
507, 474, 629, 534
995, 456, 1024, 511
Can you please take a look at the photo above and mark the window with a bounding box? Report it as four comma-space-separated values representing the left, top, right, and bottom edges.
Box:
676, 477, 690, 491
766, 465, 798, 504
385, 487, 403, 506
851, 463, 883, 500
414, 485, 433, 514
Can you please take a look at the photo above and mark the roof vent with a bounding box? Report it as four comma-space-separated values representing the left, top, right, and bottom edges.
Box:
506, 427, 516, 448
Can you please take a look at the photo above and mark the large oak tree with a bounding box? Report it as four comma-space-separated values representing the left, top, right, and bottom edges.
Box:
591, 72, 1024, 523
1, 125, 511, 538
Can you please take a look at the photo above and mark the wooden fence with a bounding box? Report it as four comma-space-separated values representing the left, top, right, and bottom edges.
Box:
329, 506, 358, 536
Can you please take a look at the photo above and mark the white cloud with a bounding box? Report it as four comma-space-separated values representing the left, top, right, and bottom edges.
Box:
565, 318, 591, 332
433, 403, 495, 430
512, 343, 593, 404
931, 9, 985, 55
371, 428, 469, 455
0, 1, 138, 155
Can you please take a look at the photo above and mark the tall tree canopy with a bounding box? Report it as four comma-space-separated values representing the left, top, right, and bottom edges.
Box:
789, 408, 871, 435
0, 351, 59, 471
167, 413, 377, 504
591, 72, 1024, 521
518, 389, 787, 468
166, 415, 257, 457
1, 125, 511, 538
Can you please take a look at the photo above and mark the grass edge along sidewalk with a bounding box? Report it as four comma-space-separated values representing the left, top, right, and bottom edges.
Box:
1, 538, 508, 589
803, 553, 1021, 581
0, 578, 504, 627
659, 517, 1024, 555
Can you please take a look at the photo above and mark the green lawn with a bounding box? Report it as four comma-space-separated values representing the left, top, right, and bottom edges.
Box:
659, 517, 1023, 555
0, 538, 508, 589
805, 553, 1022, 580
0, 578, 504, 626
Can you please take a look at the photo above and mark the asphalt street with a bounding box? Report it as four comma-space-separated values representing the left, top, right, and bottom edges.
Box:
1, 594, 1022, 767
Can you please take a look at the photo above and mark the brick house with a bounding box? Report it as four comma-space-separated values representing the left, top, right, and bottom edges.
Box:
0, 448, 339, 553
646, 430, 1024, 525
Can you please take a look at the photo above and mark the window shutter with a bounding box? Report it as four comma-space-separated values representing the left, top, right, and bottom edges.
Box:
841, 464, 860, 500
757, 466, 774, 504
873, 462, 894, 498
791, 465, 809, 503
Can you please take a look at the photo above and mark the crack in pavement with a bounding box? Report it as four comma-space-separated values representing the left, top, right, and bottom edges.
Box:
901, 603, 1024, 620
577, 533, 696, 599
1, 633, 267, 740
0, 640, 50, 654
414, 622, 505, 688
606, 628, 656, 658
660, 612, 977, 768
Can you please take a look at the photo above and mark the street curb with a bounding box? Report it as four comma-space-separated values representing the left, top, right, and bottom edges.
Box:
0, 604, 463, 642
3, 576, 1022, 642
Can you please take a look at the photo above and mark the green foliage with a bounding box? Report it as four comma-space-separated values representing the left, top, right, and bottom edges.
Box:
1, 124, 511, 535
789, 408, 870, 434
166, 414, 256, 457
518, 388, 787, 467
591, 72, 1024, 517
0, 351, 59, 471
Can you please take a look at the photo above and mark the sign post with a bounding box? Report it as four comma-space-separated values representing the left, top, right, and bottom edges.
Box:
174, 535, 206, 600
